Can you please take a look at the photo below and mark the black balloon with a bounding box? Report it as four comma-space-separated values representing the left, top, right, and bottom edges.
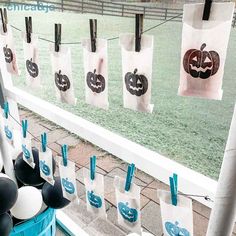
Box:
0, 213, 13, 236
14, 147, 56, 187
42, 177, 70, 209
0, 176, 18, 214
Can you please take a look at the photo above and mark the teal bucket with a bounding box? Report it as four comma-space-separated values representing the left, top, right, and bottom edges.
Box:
10, 208, 56, 236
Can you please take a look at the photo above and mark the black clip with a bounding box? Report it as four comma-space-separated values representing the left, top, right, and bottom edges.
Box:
0, 8, 7, 33
135, 14, 143, 52
25, 17, 32, 44
202, 0, 212, 21
89, 19, 97, 53
55, 23, 61, 53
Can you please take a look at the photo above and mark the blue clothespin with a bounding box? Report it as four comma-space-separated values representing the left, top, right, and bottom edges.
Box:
21, 120, 28, 138
90, 155, 96, 181
41, 132, 47, 152
125, 163, 135, 192
169, 173, 178, 206
3, 101, 9, 119
61, 144, 68, 167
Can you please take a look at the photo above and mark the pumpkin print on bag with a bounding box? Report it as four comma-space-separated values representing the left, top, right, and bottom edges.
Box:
86, 69, 105, 93
26, 59, 39, 78
165, 221, 190, 236
55, 70, 71, 92
87, 191, 102, 209
125, 68, 148, 96
3, 45, 13, 63
62, 178, 75, 194
183, 43, 220, 79
118, 202, 138, 223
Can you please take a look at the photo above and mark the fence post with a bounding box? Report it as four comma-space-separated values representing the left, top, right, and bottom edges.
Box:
61, 0, 64, 12
232, 12, 236, 28
122, 4, 124, 17
102, 2, 104, 15
143, 7, 146, 17
165, 8, 168, 20
81, 0, 84, 14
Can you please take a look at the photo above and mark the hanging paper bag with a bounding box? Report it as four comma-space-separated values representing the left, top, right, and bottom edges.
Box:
39, 148, 55, 185
22, 32, 40, 88
21, 136, 35, 169
82, 38, 109, 110
114, 176, 141, 235
83, 168, 106, 218
59, 158, 77, 201
50, 45, 76, 105
120, 33, 154, 113
158, 190, 193, 236
0, 24, 20, 75
178, 2, 235, 100
2, 114, 14, 148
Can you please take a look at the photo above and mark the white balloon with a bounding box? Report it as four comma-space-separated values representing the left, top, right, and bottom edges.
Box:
0, 173, 10, 179
11, 186, 43, 220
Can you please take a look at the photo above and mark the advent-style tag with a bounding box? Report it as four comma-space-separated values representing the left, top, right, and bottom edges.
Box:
178, 2, 235, 100
39, 148, 55, 185
114, 176, 141, 235
22, 32, 40, 88
120, 33, 154, 113
158, 190, 193, 236
21, 137, 35, 169
82, 38, 109, 110
83, 168, 106, 218
50, 45, 76, 105
59, 158, 77, 201
0, 24, 20, 75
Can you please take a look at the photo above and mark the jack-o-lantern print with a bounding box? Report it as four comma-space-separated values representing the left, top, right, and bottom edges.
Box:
165, 221, 190, 236
118, 202, 138, 223
125, 68, 148, 96
3, 45, 13, 63
26, 58, 39, 78
183, 43, 220, 79
54, 70, 71, 92
86, 69, 105, 93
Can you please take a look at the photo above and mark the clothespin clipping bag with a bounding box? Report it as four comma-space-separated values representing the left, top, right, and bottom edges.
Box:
21, 120, 35, 169
178, 2, 235, 100
58, 145, 78, 201
82, 19, 109, 110
0, 8, 20, 75
158, 174, 193, 236
50, 24, 76, 105
22, 17, 40, 88
83, 156, 106, 218
120, 14, 154, 113
39, 133, 55, 185
114, 164, 141, 235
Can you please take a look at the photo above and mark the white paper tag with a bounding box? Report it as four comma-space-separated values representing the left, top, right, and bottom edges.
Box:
59, 158, 78, 201
39, 148, 55, 185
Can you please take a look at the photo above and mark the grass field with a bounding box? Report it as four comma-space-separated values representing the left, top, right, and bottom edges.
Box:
4, 9, 236, 180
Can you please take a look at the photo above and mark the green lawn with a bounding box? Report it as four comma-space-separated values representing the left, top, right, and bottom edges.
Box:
4, 9, 236, 180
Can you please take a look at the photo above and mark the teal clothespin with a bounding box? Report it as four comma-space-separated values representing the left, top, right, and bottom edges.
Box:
61, 144, 68, 167
21, 120, 28, 138
90, 155, 96, 181
41, 132, 47, 152
169, 173, 178, 206
3, 101, 9, 119
125, 163, 135, 191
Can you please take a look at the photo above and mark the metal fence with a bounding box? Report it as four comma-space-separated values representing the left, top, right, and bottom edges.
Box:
2, 0, 236, 26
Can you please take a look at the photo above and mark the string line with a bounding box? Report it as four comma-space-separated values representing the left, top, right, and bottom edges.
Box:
10, 13, 182, 45
7, 111, 212, 202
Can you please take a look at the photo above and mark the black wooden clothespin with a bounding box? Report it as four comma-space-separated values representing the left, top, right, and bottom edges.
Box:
25, 17, 32, 44
55, 23, 61, 53
0, 8, 8, 33
135, 14, 143, 52
202, 0, 212, 21
89, 19, 97, 53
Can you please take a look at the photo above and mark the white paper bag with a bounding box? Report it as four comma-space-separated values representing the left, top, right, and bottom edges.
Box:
178, 2, 235, 100
59, 158, 77, 201
0, 24, 20, 75
21, 137, 35, 169
158, 190, 193, 236
114, 176, 141, 235
82, 38, 109, 110
120, 33, 154, 113
83, 168, 106, 218
50, 45, 76, 105
39, 148, 55, 185
22, 33, 40, 88
3, 116, 14, 147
